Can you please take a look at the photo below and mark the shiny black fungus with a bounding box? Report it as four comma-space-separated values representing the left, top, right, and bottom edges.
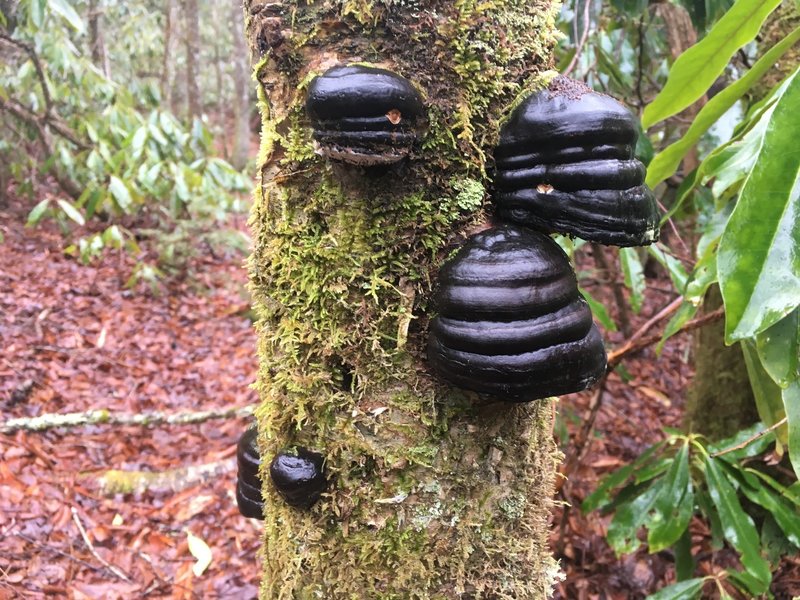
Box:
427, 224, 607, 401
305, 65, 424, 166
492, 76, 659, 247
236, 426, 264, 520
270, 448, 328, 510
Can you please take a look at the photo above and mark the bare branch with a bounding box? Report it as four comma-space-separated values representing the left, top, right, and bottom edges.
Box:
607, 306, 725, 369
0, 404, 256, 434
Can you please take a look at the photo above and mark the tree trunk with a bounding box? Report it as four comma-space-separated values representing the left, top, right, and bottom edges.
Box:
685, 285, 759, 439
87, 0, 109, 78
230, 0, 250, 170
183, 0, 200, 120
244, 3, 563, 598
161, 0, 174, 111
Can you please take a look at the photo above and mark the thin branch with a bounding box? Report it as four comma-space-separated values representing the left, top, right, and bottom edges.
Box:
0, 404, 255, 434
591, 243, 631, 336
71, 507, 131, 582
711, 418, 787, 458
636, 15, 646, 108
14, 531, 102, 572
556, 375, 609, 494
607, 296, 682, 360
564, 0, 593, 77
0, 32, 53, 117
607, 306, 725, 369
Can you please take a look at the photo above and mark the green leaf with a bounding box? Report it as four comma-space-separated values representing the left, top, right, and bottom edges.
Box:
646, 578, 707, 600
645, 27, 800, 187
56, 199, 85, 226
580, 287, 618, 332
696, 489, 725, 549
741, 341, 787, 445
756, 309, 800, 387
648, 441, 694, 552
658, 302, 699, 353
30, 0, 47, 28
783, 381, 800, 479
648, 244, 689, 292
642, 0, 783, 129
26, 199, 50, 227
704, 456, 771, 592
674, 528, 695, 581
733, 467, 800, 548
49, 0, 85, 32
718, 69, 800, 342
108, 176, 133, 213
620, 248, 645, 314
744, 467, 800, 505
608, 478, 665, 554
583, 441, 667, 512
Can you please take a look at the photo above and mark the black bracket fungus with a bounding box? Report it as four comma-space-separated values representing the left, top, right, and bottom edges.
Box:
236, 426, 265, 520
492, 76, 660, 247
427, 224, 607, 401
269, 448, 328, 510
305, 65, 425, 167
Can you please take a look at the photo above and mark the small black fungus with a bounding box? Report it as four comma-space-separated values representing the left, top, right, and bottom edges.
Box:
305, 65, 425, 166
492, 76, 660, 247
236, 425, 265, 520
269, 448, 328, 510
427, 224, 607, 401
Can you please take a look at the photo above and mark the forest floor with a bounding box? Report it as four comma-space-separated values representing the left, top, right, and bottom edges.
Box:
1, 193, 798, 599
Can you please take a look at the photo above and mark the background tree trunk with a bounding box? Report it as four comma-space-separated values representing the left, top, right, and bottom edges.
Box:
684, 285, 759, 439
161, 0, 174, 112
182, 0, 200, 121
230, 0, 250, 170
244, 3, 563, 598
87, 0, 109, 78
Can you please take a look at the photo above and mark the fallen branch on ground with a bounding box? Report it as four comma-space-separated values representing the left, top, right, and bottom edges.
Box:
95, 458, 236, 496
0, 405, 255, 434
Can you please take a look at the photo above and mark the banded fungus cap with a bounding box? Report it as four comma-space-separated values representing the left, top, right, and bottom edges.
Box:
306, 65, 424, 121
269, 448, 328, 510
427, 224, 607, 401
492, 76, 660, 247
236, 426, 265, 520
305, 65, 425, 166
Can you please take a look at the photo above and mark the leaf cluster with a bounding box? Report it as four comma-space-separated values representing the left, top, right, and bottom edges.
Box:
584, 425, 800, 598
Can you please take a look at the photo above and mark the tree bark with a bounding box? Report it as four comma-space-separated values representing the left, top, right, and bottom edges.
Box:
685, 285, 759, 439
87, 0, 109, 78
182, 0, 200, 120
230, 0, 250, 170
244, 3, 563, 598
161, 0, 174, 111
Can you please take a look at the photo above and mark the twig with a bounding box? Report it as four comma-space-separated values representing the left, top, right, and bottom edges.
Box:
0, 404, 255, 434
606, 296, 682, 361
564, 0, 593, 77
0, 33, 53, 117
591, 244, 631, 336
14, 531, 101, 572
711, 418, 787, 458
607, 306, 725, 369
556, 375, 609, 494
71, 507, 132, 582
636, 15, 646, 108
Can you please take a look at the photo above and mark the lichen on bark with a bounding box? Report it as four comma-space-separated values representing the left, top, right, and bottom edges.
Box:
244, 2, 564, 598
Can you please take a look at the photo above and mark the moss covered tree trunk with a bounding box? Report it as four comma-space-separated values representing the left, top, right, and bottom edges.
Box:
244, 3, 563, 598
